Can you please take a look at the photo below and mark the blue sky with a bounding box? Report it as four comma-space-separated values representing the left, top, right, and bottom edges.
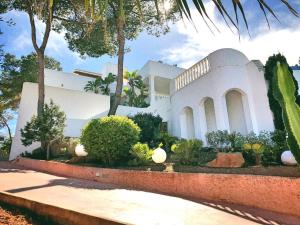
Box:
1, 0, 300, 136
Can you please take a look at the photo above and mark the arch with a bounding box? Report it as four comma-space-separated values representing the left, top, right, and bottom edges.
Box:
225, 89, 250, 135
203, 97, 217, 133
179, 106, 195, 139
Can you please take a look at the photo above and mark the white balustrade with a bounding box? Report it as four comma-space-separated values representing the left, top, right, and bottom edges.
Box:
175, 57, 210, 91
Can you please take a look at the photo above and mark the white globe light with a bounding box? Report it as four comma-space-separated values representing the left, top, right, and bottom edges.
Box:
281, 150, 297, 166
152, 147, 167, 164
75, 144, 88, 157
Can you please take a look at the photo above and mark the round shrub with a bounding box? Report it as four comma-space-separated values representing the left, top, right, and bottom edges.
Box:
130, 113, 162, 147
81, 116, 140, 166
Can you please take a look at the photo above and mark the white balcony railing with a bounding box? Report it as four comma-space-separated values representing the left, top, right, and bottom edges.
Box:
175, 57, 210, 91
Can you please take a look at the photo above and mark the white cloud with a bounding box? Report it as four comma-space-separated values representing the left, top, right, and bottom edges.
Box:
161, 2, 300, 68
11, 13, 83, 64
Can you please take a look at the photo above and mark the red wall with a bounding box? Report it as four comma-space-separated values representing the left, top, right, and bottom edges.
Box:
15, 157, 300, 217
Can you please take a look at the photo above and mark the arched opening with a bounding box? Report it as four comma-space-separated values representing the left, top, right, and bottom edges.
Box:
180, 106, 195, 139
204, 98, 217, 133
225, 90, 248, 134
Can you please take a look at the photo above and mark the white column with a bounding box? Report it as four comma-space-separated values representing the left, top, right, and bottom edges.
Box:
193, 105, 202, 140
214, 96, 230, 131
150, 75, 155, 104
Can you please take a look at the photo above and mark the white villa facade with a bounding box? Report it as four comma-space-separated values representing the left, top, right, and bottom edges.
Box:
10, 48, 293, 159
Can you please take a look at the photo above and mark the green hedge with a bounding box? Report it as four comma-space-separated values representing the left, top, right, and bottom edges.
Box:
81, 116, 140, 166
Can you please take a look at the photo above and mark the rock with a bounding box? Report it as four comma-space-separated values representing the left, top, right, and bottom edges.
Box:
281, 150, 297, 166
207, 152, 245, 168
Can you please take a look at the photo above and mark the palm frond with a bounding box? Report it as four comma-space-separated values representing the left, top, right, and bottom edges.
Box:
176, 0, 299, 34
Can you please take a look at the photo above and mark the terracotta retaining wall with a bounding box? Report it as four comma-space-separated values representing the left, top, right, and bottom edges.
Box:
14, 157, 300, 218
0, 191, 123, 225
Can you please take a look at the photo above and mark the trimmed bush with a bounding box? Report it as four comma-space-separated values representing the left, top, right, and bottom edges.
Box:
130, 113, 162, 147
128, 142, 153, 166
158, 132, 180, 153
81, 116, 140, 166
171, 139, 203, 165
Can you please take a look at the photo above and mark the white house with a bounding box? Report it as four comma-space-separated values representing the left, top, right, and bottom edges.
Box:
10, 48, 280, 159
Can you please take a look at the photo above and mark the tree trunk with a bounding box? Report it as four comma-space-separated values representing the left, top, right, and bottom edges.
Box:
37, 51, 45, 115
0, 115, 12, 153
108, 1, 125, 116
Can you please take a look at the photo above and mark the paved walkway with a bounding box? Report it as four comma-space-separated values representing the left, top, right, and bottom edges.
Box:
0, 162, 299, 225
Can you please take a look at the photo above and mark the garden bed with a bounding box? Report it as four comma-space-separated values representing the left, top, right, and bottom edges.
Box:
62, 160, 300, 177
0, 202, 57, 225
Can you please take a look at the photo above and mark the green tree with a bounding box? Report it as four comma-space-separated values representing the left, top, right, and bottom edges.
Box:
264, 54, 300, 130
0, 52, 61, 146
21, 100, 66, 160
61, 0, 178, 115
3, 0, 71, 116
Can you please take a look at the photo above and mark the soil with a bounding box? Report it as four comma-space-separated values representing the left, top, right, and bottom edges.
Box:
0, 203, 57, 225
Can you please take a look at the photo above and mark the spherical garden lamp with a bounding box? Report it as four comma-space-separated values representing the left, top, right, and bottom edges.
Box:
152, 147, 167, 164
75, 144, 88, 157
152, 146, 174, 172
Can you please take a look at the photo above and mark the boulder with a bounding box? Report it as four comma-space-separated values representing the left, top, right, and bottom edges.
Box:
207, 152, 245, 168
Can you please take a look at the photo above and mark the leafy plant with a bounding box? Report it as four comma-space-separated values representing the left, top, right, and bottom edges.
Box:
128, 142, 153, 166
20, 100, 66, 160
84, 73, 116, 95
80, 116, 140, 166
206, 130, 229, 149
171, 139, 203, 165
130, 113, 162, 148
124, 71, 149, 107
273, 62, 300, 164
158, 132, 180, 153
0, 139, 11, 160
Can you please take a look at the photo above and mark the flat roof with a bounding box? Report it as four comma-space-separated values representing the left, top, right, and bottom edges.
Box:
73, 69, 102, 79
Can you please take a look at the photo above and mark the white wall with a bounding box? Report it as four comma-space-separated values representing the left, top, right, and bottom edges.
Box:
139, 60, 185, 79
10, 82, 110, 160
170, 49, 274, 141
45, 69, 95, 92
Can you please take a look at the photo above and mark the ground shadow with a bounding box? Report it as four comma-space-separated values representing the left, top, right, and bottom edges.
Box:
5, 177, 126, 193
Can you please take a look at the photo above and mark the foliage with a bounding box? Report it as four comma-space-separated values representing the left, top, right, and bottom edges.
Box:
158, 132, 179, 153
198, 148, 217, 166
0, 52, 62, 146
264, 54, 300, 130
21, 148, 46, 160
206, 130, 245, 152
130, 113, 162, 148
0, 52, 62, 109
171, 139, 203, 165
206, 130, 228, 148
0, 139, 11, 160
62, 0, 179, 115
81, 116, 140, 166
84, 73, 116, 95
272, 62, 300, 164
128, 142, 153, 166
3, 0, 70, 115
20, 100, 66, 159
124, 71, 149, 107
206, 130, 287, 166
49, 137, 80, 158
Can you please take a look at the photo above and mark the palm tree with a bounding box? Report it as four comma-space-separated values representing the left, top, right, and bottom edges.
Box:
84, 78, 102, 94
84, 0, 298, 115
84, 74, 116, 95
100, 73, 117, 95
124, 70, 149, 107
